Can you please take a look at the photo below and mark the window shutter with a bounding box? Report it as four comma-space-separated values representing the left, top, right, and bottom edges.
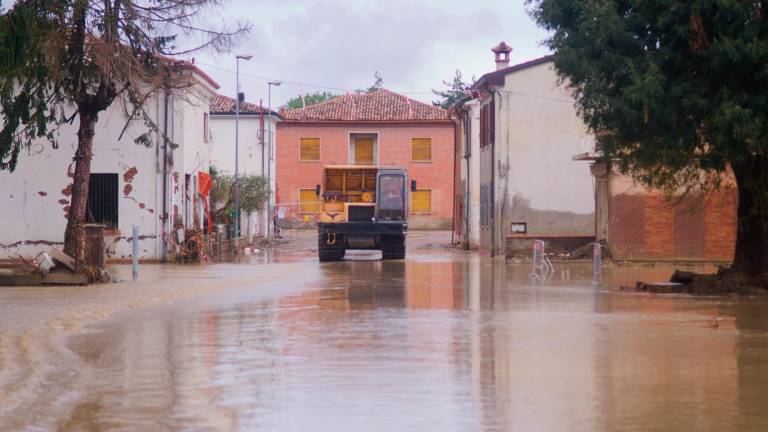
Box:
300, 138, 321, 161
411, 190, 431, 213
354, 138, 374, 165
299, 189, 320, 213
411, 138, 432, 161
480, 105, 486, 148
489, 99, 495, 145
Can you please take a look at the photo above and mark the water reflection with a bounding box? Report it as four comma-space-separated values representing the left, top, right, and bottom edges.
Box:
54, 256, 768, 431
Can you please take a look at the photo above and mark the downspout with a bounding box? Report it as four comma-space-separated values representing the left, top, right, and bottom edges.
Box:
464, 108, 471, 250
489, 91, 496, 256
155, 91, 161, 259
162, 90, 170, 262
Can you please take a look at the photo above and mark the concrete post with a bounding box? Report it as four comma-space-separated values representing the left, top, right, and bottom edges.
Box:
132, 225, 139, 281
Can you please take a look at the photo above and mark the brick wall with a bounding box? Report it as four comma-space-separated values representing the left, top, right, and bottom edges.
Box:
609, 186, 736, 262
276, 121, 455, 229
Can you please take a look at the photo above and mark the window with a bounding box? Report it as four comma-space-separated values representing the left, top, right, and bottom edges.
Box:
411, 138, 432, 162
299, 188, 320, 213
203, 113, 210, 143
353, 137, 374, 165
379, 175, 405, 210
87, 173, 119, 229
300, 138, 321, 161
411, 189, 432, 214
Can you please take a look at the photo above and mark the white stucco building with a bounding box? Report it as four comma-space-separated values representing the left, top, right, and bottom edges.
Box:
453, 43, 596, 255
0, 63, 220, 261
209, 94, 280, 240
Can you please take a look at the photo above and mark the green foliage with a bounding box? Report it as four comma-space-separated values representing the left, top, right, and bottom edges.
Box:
0, 0, 250, 171
0, 1, 65, 170
209, 166, 269, 223
528, 0, 768, 194
432, 69, 473, 109
284, 91, 338, 110
239, 175, 269, 216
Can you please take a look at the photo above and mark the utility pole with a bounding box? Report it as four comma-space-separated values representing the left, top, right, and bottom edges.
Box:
266, 80, 281, 241
234, 54, 252, 251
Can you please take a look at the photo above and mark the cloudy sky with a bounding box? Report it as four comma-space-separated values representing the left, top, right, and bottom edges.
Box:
192, 0, 551, 108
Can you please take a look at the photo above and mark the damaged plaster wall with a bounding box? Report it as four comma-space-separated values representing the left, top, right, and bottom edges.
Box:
493, 61, 595, 252
0, 100, 163, 260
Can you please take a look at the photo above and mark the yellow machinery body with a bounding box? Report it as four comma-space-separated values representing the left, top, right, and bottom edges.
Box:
318, 166, 379, 223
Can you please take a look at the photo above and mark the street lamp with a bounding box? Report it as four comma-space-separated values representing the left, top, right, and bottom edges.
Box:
234, 54, 252, 251
266, 80, 281, 241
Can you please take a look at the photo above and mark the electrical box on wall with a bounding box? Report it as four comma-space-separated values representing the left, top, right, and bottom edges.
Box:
510, 222, 527, 234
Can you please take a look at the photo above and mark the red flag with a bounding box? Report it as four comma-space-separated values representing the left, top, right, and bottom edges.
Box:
198, 171, 212, 197
198, 171, 213, 234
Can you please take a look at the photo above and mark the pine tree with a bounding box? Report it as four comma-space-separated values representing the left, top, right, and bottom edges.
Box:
367, 70, 383, 93
432, 69, 472, 109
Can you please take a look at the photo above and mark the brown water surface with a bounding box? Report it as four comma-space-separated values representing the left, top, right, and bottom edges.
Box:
4, 248, 768, 431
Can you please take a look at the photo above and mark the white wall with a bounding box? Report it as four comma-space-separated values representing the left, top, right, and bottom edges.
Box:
209, 115, 275, 176
0, 98, 164, 260
0, 76, 218, 261
458, 101, 482, 250
209, 114, 278, 239
495, 62, 595, 239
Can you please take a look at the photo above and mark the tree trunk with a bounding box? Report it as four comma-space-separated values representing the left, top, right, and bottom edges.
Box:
63, 110, 99, 271
730, 155, 768, 277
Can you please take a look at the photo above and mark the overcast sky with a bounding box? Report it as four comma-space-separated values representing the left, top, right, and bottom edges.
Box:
192, 0, 551, 108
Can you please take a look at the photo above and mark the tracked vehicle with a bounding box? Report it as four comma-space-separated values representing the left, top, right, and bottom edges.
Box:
315, 166, 413, 261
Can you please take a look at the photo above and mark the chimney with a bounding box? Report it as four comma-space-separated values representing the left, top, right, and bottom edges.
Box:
492, 41, 513, 71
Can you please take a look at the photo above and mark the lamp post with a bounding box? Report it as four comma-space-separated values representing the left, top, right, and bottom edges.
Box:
234, 54, 252, 251
266, 80, 281, 240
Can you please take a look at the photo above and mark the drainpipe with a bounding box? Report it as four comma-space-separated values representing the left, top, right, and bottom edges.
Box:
464, 108, 471, 250
155, 92, 161, 259
162, 90, 170, 262
490, 90, 496, 257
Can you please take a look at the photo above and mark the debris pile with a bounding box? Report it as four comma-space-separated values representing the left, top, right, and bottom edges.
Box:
0, 248, 89, 286
177, 229, 209, 264
625, 268, 768, 296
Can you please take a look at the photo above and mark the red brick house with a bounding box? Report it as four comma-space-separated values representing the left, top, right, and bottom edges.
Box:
276, 89, 454, 229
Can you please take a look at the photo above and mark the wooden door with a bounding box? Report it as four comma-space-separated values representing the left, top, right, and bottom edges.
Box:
354, 138, 374, 165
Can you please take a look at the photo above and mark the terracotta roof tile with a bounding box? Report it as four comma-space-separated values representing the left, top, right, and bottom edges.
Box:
210, 94, 275, 115
281, 89, 449, 122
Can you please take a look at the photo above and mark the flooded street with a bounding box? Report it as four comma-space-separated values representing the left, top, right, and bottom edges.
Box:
2, 232, 768, 431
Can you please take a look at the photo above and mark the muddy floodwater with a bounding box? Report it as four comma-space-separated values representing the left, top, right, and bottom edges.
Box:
2, 234, 768, 431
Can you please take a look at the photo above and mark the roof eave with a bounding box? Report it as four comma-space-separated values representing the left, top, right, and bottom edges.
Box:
211, 111, 283, 119
278, 119, 452, 125
470, 55, 555, 91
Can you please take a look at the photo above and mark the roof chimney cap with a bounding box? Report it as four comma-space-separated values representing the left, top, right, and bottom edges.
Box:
492, 41, 513, 70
